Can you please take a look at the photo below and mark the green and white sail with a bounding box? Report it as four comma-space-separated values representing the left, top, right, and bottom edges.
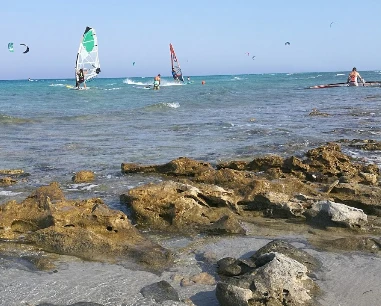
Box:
75, 26, 101, 81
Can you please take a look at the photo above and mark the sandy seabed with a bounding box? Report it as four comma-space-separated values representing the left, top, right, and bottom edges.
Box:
1, 229, 380, 306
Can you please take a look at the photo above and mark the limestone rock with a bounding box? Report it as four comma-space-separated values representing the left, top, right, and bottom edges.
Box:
306, 200, 368, 228
72, 170, 95, 183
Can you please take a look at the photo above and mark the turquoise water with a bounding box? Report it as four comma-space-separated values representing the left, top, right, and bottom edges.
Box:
1, 71, 381, 305
1, 71, 381, 207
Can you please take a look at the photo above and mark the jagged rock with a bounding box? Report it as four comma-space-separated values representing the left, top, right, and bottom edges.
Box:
216, 251, 317, 306
121, 180, 243, 234
246, 155, 284, 172
250, 240, 320, 272
72, 170, 95, 183
217, 257, 256, 277
0, 177, 17, 186
122, 157, 214, 177
0, 182, 173, 272
248, 192, 307, 218
0, 169, 24, 175
327, 182, 381, 216
305, 200, 368, 228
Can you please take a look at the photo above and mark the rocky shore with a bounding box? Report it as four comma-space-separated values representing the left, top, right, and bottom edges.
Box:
1, 141, 381, 305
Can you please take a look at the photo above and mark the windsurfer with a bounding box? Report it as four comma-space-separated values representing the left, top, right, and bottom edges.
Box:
347, 67, 365, 86
76, 68, 87, 89
153, 74, 161, 90
172, 68, 178, 81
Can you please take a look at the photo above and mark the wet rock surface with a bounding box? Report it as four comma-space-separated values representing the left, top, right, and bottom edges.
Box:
0, 182, 173, 273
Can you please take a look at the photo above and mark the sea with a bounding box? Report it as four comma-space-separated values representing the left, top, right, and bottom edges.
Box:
1, 71, 381, 305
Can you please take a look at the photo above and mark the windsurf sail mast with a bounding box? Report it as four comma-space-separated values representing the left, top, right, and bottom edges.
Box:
75, 26, 101, 82
169, 43, 184, 82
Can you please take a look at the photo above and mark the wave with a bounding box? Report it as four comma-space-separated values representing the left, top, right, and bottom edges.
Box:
67, 183, 99, 191
49, 83, 65, 87
144, 102, 180, 110
123, 78, 151, 86
104, 87, 121, 91
160, 80, 184, 87
336, 73, 345, 76
124, 78, 184, 87
0, 114, 31, 124
0, 191, 23, 196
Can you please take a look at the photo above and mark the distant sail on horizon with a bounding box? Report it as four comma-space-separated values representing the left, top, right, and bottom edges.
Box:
75, 26, 101, 82
169, 43, 184, 82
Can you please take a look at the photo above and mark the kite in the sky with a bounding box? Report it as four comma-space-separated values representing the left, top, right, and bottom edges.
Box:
285, 42, 290, 46
8, 42, 14, 52
245, 52, 250, 56
252, 56, 255, 60
132, 62, 135, 66
20, 43, 29, 54
330, 22, 334, 28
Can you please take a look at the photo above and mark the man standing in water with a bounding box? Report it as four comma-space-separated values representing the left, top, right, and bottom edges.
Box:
347, 67, 365, 86
153, 74, 161, 90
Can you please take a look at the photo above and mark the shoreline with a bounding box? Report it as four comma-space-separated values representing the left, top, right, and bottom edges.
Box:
1, 231, 380, 305
1, 141, 381, 305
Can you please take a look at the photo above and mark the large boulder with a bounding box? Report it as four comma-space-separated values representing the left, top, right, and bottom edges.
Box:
305, 200, 368, 228
216, 252, 317, 306
329, 183, 381, 216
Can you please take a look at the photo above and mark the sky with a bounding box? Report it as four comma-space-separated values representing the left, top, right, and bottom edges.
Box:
1, 0, 381, 79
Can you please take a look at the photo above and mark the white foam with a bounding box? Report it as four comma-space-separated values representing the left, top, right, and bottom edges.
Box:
165, 102, 180, 108
67, 183, 98, 191
0, 191, 23, 196
123, 78, 150, 86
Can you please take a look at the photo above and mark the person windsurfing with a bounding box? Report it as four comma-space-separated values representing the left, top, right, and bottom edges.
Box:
153, 74, 161, 90
347, 67, 365, 86
172, 68, 178, 81
76, 68, 87, 89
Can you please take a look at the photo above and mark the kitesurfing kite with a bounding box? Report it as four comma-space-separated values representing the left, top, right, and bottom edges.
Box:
132, 62, 135, 66
330, 22, 334, 28
285, 42, 290, 46
252, 56, 256, 60
245, 52, 250, 56
8, 42, 14, 52
20, 44, 29, 54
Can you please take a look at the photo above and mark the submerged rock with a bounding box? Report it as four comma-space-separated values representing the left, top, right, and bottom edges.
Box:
140, 280, 180, 303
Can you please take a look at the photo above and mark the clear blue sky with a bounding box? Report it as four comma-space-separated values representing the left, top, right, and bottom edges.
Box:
1, 0, 381, 79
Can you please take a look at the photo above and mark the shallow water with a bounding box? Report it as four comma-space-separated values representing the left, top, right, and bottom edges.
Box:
1, 72, 381, 207
1, 72, 381, 305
